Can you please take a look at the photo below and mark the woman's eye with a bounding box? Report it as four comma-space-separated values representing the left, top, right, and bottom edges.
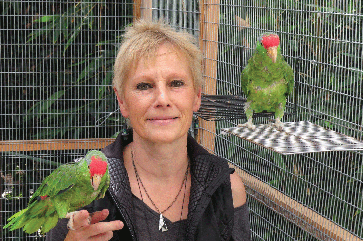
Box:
170, 80, 184, 87
136, 82, 153, 90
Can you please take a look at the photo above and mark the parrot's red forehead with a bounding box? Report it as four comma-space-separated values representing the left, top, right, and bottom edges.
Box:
89, 156, 107, 177
261, 34, 280, 49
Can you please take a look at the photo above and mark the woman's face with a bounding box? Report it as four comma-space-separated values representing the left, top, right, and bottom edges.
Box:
116, 43, 201, 144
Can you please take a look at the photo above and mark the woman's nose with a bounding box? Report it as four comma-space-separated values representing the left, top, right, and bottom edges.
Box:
155, 85, 171, 107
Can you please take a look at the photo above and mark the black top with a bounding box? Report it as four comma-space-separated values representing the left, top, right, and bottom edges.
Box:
46, 132, 251, 240
132, 194, 250, 241
132, 194, 188, 240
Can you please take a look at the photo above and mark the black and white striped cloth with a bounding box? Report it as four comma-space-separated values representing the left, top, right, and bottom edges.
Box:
221, 121, 363, 155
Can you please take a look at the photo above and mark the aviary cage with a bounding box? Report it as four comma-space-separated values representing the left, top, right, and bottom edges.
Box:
1, 0, 362, 240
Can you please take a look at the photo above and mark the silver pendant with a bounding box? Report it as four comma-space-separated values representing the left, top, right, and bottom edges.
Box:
158, 213, 168, 232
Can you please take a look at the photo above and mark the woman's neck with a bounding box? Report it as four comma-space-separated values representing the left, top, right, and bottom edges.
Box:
125, 132, 189, 181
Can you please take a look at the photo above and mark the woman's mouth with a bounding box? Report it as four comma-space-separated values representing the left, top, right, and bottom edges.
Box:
147, 116, 179, 125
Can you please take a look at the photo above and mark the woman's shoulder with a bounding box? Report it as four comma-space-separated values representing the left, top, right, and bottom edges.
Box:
230, 171, 247, 208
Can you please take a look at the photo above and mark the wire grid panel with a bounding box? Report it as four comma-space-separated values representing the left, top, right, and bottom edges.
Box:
1, 1, 363, 241
117, 1, 363, 240
0, 1, 133, 240
214, 0, 363, 240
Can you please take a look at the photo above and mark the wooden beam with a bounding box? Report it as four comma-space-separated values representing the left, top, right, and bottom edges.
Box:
231, 164, 362, 241
140, 0, 152, 21
0, 139, 115, 152
197, 0, 220, 152
133, 0, 141, 20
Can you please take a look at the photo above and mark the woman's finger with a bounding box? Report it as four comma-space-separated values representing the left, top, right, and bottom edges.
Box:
85, 220, 124, 238
65, 209, 123, 241
89, 209, 109, 224
65, 220, 123, 241
88, 231, 114, 241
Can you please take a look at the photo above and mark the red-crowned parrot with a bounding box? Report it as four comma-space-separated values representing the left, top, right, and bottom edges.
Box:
238, 33, 294, 130
4, 150, 109, 234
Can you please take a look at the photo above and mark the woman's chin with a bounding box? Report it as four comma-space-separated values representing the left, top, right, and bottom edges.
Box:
140, 128, 188, 144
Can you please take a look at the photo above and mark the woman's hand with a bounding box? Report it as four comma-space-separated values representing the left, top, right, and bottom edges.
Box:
65, 209, 124, 241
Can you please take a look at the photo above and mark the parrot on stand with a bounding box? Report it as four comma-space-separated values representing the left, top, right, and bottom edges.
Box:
4, 150, 110, 235
238, 33, 294, 130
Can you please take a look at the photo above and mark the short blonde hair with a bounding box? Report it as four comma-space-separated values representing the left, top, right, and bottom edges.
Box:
113, 20, 203, 95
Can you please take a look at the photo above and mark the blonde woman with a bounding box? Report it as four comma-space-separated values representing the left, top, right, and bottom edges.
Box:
47, 20, 251, 241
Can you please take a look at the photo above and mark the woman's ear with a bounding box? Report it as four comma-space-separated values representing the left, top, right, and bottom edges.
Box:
193, 88, 202, 112
114, 87, 129, 118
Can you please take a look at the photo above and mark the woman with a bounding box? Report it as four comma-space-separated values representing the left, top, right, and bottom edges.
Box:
47, 20, 251, 241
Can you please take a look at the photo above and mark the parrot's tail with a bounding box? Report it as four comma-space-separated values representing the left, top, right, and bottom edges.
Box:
3, 208, 28, 231
3, 198, 59, 234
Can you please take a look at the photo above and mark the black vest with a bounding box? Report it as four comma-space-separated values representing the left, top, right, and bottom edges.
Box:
84, 133, 235, 241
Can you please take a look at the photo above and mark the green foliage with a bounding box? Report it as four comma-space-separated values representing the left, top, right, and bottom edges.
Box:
1, 1, 132, 141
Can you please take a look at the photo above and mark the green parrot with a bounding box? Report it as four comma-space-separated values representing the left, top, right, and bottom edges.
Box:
4, 150, 110, 234
239, 33, 294, 130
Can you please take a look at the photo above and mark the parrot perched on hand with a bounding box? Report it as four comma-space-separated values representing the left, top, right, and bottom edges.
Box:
238, 33, 294, 130
4, 150, 110, 234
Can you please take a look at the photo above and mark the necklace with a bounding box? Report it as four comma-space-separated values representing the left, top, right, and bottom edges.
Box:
131, 147, 189, 232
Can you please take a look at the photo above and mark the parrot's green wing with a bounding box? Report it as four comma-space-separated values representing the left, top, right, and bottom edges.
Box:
29, 161, 84, 205
241, 42, 269, 98
4, 150, 109, 235
240, 64, 251, 96
4, 160, 87, 234
281, 61, 294, 95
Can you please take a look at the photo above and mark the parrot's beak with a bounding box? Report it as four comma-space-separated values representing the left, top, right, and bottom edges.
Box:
267, 46, 278, 63
91, 174, 102, 190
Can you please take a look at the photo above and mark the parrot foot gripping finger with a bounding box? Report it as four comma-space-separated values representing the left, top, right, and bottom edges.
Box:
66, 211, 78, 230
66, 211, 91, 230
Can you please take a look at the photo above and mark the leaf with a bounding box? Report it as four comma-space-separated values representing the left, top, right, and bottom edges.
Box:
35, 15, 57, 23
26, 90, 65, 121
53, 29, 61, 44
63, 21, 84, 55
76, 58, 99, 83
98, 71, 113, 98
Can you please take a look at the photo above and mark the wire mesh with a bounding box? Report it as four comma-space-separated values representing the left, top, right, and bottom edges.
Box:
151, 0, 200, 34
158, 0, 363, 240
1, 1, 133, 240
1, 0, 363, 240
212, 0, 363, 240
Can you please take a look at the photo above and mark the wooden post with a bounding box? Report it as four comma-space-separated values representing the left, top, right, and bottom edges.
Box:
133, 0, 141, 20
133, 0, 152, 21
197, 0, 220, 152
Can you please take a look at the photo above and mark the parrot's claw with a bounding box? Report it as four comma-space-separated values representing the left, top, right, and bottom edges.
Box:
273, 119, 284, 131
66, 211, 92, 230
88, 213, 93, 224
66, 211, 77, 230
238, 121, 256, 130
